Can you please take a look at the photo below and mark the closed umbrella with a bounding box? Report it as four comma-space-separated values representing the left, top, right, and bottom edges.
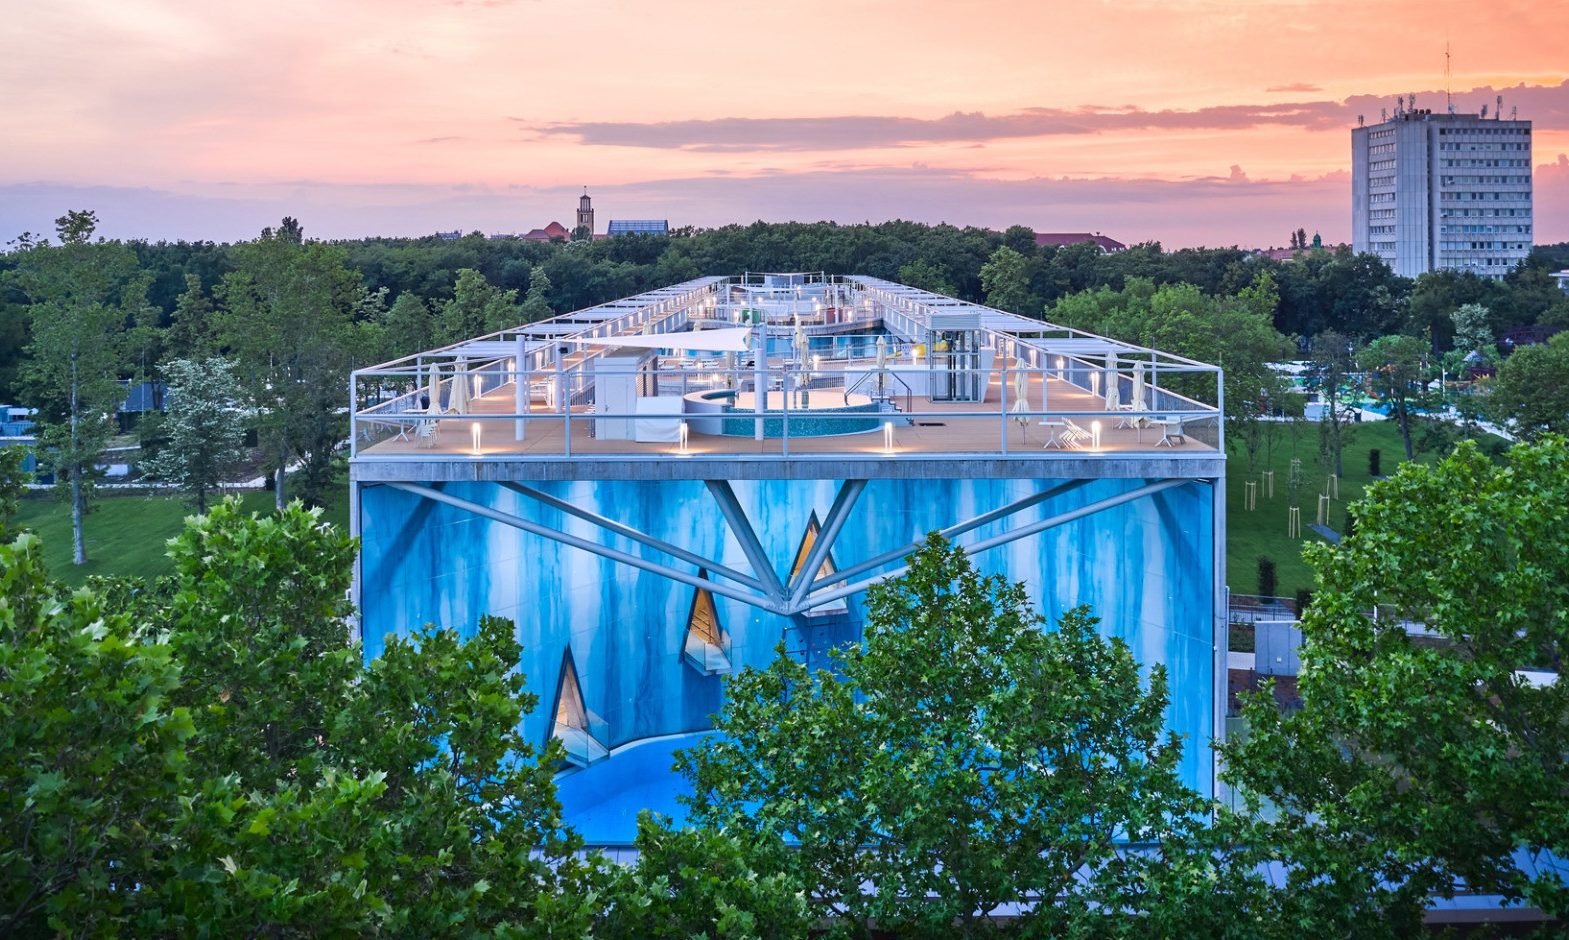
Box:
874, 335, 888, 397
1010, 366, 1031, 433
416, 363, 442, 446
426, 363, 442, 415
1131, 361, 1147, 424
1104, 354, 1121, 412
794, 316, 808, 364
448, 359, 469, 415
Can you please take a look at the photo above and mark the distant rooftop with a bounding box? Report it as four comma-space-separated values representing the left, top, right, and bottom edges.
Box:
608, 219, 669, 237
1034, 232, 1126, 252
522, 221, 571, 242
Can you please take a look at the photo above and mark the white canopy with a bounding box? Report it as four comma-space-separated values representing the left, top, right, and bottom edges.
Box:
572, 327, 753, 353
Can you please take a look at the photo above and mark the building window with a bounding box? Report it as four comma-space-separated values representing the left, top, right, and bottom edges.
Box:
682, 571, 731, 675
551, 649, 608, 767
790, 511, 847, 615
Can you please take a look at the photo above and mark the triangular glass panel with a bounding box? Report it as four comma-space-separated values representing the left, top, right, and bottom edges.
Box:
790, 510, 847, 614
551, 649, 608, 767
683, 570, 731, 675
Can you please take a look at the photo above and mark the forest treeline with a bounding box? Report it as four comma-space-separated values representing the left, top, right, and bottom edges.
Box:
5, 218, 1567, 404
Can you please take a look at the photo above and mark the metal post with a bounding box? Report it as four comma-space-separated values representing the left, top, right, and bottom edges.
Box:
753, 323, 766, 442
1212, 472, 1228, 803
348, 477, 362, 643
348, 371, 359, 457
558, 347, 570, 457
1000, 361, 1009, 455
514, 335, 527, 441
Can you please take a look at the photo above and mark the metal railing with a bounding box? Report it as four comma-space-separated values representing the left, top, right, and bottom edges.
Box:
350, 360, 1221, 460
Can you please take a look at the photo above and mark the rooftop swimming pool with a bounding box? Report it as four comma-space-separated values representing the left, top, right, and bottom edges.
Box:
684, 388, 884, 438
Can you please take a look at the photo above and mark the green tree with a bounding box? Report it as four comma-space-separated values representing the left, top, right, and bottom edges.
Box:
165, 273, 217, 360
1, 501, 597, 935
0, 448, 25, 537
153, 613, 593, 937
1450, 302, 1495, 358
10, 210, 146, 565
139, 357, 247, 512
520, 264, 554, 323
1309, 329, 1357, 478
439, 267, 520, 342
678, 534, 1228, 937
1222, 438, 1569, 928
979, 245, 1037, 316
1358, 333, 1427, 460
1406, 269, 1499, 349
216, 220, 362, 509
897, 258, 958, 297
594, 815, 812, 939
1487, 332, 1569, 439
0, 532, 195, 935
383, 291, 434, 358
165, 499, 360, 786
1000, 224, 1037, 255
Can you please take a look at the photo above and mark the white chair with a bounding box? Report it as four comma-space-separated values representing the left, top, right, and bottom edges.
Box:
414, 419, 439, 447
1063, 418, 1093, 447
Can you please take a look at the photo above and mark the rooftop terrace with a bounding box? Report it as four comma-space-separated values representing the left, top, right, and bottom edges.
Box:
350, 274, 1224, 481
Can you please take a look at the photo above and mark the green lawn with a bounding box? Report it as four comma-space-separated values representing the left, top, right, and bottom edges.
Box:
13, 481, 350, 586
1223, 419, 1461, 598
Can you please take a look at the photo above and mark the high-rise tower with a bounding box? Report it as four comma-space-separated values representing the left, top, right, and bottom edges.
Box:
1352, 100, 1532, 278
576, 188, 594, 238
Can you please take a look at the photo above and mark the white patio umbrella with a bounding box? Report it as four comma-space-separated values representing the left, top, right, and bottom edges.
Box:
874, 335, 888, 396
794, 316, 808, 364
1131, 361, 1147, 422
1010, 366, 1031, 433
1104, 354, 1121, 412
448, 359, 469, 415
425, 363, 442, 415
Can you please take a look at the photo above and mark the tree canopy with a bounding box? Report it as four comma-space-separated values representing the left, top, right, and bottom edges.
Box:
676, 534, 1250, 937
1222, 437, 1569, 929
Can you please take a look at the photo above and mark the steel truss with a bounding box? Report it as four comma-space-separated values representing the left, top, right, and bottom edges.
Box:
381, 477, 1193, 618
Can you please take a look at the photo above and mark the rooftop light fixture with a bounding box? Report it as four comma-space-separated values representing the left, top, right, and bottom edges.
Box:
471, 421, 483, 454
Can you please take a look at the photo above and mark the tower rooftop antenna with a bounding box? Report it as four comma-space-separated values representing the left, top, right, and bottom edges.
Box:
1445, 41, 1454, 114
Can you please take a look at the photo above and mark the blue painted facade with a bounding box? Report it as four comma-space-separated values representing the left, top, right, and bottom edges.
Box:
358, 476, 1216, 843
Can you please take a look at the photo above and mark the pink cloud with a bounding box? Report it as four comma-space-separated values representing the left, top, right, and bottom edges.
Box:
530, 81, 1569, 153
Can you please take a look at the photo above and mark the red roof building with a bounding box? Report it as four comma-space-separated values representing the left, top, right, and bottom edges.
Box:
1033, 232, 1126, 252
522, 221, 571, 242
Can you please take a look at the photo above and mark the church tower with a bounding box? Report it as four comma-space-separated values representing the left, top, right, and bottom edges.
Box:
575, 188, 594, 238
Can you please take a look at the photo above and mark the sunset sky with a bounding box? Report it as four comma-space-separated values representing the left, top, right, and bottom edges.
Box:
3, 0, 1567, 248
